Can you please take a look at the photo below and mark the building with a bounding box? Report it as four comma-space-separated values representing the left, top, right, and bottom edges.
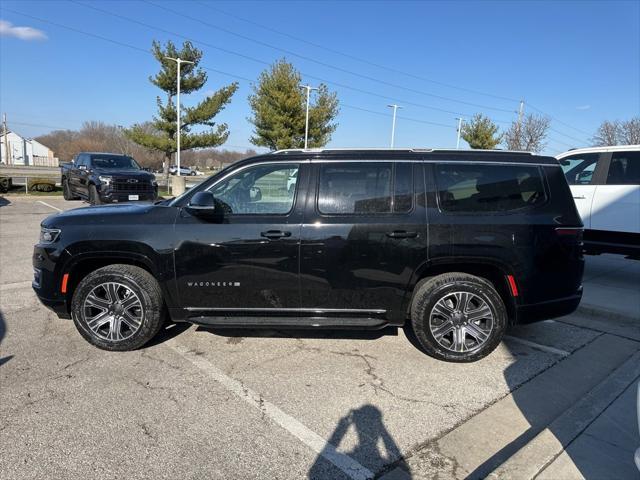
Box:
1, 130, 58, 167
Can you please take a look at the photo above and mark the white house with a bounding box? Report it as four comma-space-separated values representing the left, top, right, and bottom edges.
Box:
0, 130, 57, 166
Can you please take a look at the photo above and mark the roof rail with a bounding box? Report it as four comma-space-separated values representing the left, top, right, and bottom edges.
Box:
271, 148, 436, 154
270, 147, 533, 155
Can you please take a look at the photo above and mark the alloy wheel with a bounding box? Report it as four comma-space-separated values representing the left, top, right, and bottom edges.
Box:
82, 282, 144, 341
429, 291, 494, 353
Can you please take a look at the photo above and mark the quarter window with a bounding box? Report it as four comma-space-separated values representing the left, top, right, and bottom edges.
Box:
208, 164, 299, 215
317, 162, 413, 215
435, 163, 546, 213
606, 151, 640, 185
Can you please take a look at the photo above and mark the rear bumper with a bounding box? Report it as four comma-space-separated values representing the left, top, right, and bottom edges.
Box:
516, 288, 582, 324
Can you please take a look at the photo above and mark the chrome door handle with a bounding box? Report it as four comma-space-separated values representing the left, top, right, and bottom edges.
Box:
386, 230, 418, 239
573, 196, 586, 200
260, 230, 291, 239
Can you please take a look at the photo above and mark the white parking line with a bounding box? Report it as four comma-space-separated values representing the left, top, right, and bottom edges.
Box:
504, 336, 570, 357
37, 200, 62, 212
166, 340, 375, 480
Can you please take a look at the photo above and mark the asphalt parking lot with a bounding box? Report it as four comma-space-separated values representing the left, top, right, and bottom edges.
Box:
1, 196, 639, 480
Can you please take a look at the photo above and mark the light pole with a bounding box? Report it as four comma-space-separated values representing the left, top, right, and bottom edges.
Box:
300, 84, 318, 149
165, 56, 194, 176
455, 117, 463, 149
387, 104, 402, 147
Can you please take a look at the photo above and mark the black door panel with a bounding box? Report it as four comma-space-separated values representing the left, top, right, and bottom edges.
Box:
300, 162, 427, 324
173, 163, 307, 310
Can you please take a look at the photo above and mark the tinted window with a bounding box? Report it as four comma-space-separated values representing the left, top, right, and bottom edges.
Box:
606, 151, 640, 185
559, 153, 600, 185
318, 163, 413, 215
209, 163, 298, 215
394, 163, 413, 213
435, 163, 546, 212
90, 155, 140, 170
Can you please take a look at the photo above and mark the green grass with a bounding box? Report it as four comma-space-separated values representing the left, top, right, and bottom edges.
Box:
2, 186, 63, 196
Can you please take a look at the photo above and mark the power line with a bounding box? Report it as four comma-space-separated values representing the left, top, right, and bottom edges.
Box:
2, 7, 584, 152
527, 102, 592, 137
142, 0, 517, 114
62, 2, 481, 118
195, 0, 521, 104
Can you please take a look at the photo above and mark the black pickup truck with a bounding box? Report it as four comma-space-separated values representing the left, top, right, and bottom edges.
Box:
61, 152, 157, 205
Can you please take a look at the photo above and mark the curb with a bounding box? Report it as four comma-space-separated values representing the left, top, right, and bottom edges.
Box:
487, 350, 640, 480
578, 304, 639, 322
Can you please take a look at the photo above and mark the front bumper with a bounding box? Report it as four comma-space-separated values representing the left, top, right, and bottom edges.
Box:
32, 245, 71, 319
516, 288, 583, 324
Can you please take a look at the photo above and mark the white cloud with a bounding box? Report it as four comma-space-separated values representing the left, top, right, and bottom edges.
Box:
0, 20, 47, 41
576, 105, 591, 111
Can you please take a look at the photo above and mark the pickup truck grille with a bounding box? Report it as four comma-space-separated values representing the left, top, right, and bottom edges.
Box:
112, 181, 154, 192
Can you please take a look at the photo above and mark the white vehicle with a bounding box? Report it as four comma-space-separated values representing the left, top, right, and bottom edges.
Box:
557, 146, 640, 257
169, 165, 197, 176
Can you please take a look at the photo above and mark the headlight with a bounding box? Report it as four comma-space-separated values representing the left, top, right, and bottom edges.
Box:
40, 227, 61, 244
98, 175, 113, 186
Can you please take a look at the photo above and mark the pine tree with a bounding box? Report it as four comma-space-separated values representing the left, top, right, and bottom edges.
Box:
126, 40, 238, 162
461, 114, 502, 149
248, 59, 339, 150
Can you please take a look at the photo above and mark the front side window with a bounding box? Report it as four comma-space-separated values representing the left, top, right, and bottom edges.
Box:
208, 163, 299, 215
606, 151, 640, 185
317, 162, 413, 215
435, 163, 546, 213
559, 153, 600, 185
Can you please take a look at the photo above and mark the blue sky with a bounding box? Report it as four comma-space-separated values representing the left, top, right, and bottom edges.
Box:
1, 0, 639, 155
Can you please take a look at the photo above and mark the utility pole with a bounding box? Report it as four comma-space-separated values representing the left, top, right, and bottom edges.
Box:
299, 84, 318, 149
518, 100, 525, 126
455, 117, 463, 149
2, 113, 8, 165
165, 57, 194, 176
387, 104, 402, 147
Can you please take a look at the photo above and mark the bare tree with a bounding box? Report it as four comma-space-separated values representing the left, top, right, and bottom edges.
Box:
619, 117, 640, 145
592, 120, 621, 146
504, 114, 550, 152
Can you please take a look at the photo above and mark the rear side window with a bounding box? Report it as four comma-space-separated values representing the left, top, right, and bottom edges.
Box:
435, 163, 546, 213
606, 151, 640, 185
318, 162, 413, 214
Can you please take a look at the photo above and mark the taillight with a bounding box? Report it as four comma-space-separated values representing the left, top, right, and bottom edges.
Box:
506, 274, 519, 297
555, 227, 583, 237
555, 227, 584, 247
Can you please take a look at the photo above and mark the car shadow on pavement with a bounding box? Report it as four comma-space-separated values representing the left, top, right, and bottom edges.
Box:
308, 404, 410, 480
196, 325, 399, 342
0, 309, 14, 366
145, 321, 192, 348
0, 196, 11, 207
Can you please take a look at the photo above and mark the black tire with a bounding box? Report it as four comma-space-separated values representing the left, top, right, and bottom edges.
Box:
63, 179, 78, 200
410, 272, 507, 362
71, 264, 165, 351
190, 171, 196, 176
88, 184, 102, 205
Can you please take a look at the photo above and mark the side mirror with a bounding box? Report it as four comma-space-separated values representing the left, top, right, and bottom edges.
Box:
249, 186, 262, 202
186, 191, 216, 219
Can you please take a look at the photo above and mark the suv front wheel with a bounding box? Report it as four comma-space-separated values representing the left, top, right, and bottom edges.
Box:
71, 265, 165, 351
410, 273, 507, 362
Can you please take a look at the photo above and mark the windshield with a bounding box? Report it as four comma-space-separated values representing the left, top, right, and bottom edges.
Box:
90, 155, 140, 170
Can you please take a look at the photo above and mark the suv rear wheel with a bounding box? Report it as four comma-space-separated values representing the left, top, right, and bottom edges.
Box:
71, 265, 165, 351
63, 178, 79, 200
410, 272, 507, 362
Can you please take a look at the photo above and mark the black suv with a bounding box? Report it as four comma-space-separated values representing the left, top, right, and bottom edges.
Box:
34, 149, 584, 362
61, 152, 158, 205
